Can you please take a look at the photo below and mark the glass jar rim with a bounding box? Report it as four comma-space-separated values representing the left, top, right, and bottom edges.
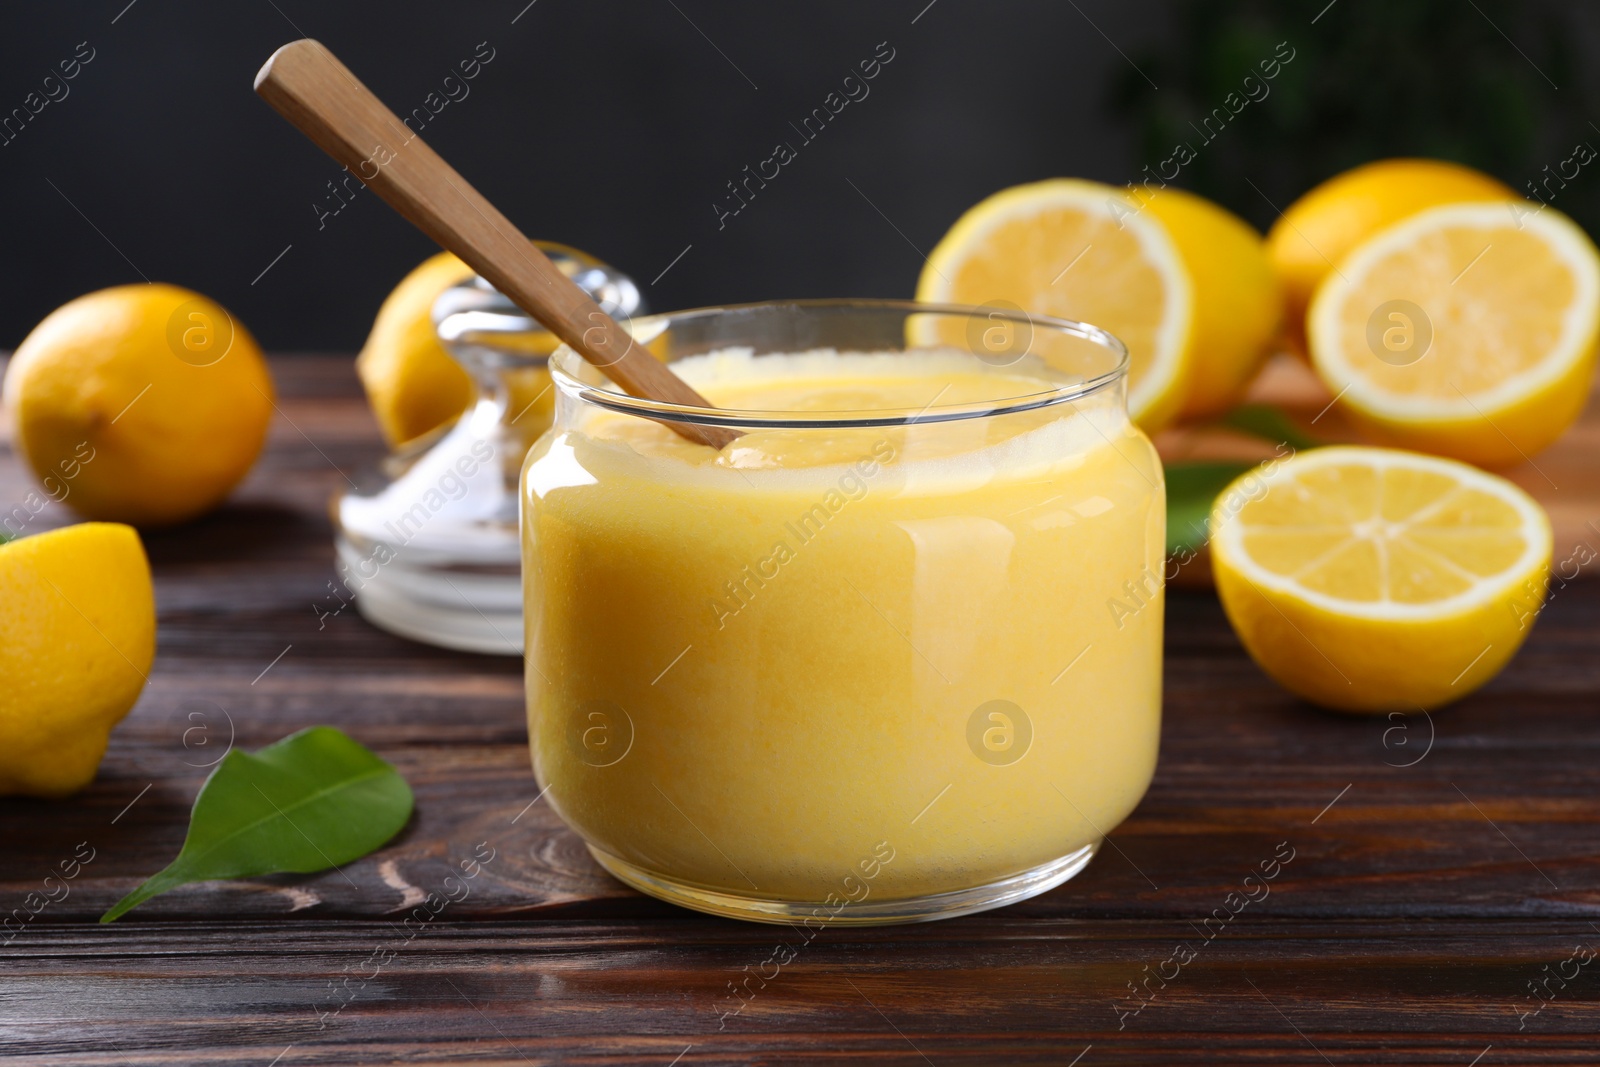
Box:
549, 299, 1129, 430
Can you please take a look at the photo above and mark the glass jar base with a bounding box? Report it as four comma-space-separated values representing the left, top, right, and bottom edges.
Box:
338, 537, 523, 655
587, 842, 1099, 926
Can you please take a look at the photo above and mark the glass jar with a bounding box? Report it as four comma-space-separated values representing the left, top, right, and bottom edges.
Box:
521, 300, 1165, 924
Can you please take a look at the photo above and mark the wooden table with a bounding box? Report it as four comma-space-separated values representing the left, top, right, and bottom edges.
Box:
3, 355, 1598, 1065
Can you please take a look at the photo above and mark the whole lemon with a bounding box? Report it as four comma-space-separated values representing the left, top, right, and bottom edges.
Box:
0, 523, 155, 797
357, 250, 478, 449
3, 284, 274, 526
1267, 159, 1515, 352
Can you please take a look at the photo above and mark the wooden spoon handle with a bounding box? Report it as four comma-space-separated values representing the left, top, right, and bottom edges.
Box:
254, 39, 736, 449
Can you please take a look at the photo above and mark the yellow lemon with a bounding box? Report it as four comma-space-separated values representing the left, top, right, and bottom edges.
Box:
1306, 201, 1600, 467
357, 250, 478, 449
1143, 186, 1283, 418
916, 179, 1279, 430
1210, 446, 1551, 713
4, 284, 274, 527
0, 523, 154, 797
1268, 159, 1516, 352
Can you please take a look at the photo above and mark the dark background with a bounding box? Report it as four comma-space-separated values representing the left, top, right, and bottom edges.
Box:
3, 0, 1598, 351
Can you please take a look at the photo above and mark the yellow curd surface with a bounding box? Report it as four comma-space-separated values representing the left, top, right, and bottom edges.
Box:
522, 348, 1165, 903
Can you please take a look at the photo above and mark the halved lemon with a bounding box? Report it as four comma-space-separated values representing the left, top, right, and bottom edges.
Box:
1210, 446, 1551, 713
917, 180, 1281, 427
916, 180, 1194, 430
1307, 201, 1600, 467
1268, 158, 1515, 353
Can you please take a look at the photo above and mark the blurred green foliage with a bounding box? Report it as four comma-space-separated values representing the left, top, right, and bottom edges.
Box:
1110, 0, 1598, 235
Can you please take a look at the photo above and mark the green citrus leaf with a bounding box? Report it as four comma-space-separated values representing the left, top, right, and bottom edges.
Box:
1165, 460, 1254, 555
101, 726, 412, 922
1220, 403, 1322, 452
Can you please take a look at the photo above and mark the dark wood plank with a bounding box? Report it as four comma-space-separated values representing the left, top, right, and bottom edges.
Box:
2, 354, 1598, 1064
6, 920, 1600, 1064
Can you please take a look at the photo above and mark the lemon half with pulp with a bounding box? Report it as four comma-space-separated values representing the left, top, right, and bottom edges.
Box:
1210, 446, 1551, 712
917, 179, 1278, 428
1307, 202, 1600, 467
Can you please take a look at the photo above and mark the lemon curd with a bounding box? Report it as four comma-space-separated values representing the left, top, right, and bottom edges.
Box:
522, 330, 1165, 923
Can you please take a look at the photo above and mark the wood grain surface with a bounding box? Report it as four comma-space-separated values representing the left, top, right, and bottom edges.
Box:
2, 355, 1598, 1065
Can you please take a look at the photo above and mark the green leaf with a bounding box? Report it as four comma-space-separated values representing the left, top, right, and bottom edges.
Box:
101, 727, 412, 922
1220, 404, 1322, 452
1165, 460, 1254, 555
